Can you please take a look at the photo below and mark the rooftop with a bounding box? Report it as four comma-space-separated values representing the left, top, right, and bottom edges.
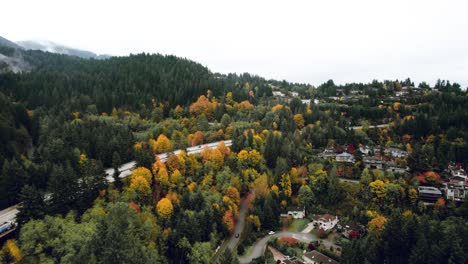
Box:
303, 250, 338, 264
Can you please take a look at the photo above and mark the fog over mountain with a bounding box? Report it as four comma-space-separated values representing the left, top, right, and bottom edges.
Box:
17, 40, 110, 59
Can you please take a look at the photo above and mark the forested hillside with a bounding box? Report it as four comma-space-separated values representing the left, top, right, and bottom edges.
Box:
0, 43, 467, 264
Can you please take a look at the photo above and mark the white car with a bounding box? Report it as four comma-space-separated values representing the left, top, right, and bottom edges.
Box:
268, 231, 275, 235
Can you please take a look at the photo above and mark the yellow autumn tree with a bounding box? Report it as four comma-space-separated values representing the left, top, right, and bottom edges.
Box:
152, 134, 172, 154
2, 240, 22, 263
248, 215, 261, 231
156, 167, 170, 189
237, 149, 262, 168
293, 114, 305, 128
280, 173, 292, 198
369, 180, 387, 199
253, 174, 270, 199
129, 175, 152, 204
170, 169, 183, 188
156, 198, 174, 219
368, 215, 387, 234
132, 167, 152, 183
224, 186, 241, 206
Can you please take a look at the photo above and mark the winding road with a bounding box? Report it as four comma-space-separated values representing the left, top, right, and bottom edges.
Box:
226, 198, 249, 250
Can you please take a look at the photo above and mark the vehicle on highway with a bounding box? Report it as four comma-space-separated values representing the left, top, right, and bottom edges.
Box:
268, 231, 275, 235
235, 233, 239, 238
0, 221, 15, 234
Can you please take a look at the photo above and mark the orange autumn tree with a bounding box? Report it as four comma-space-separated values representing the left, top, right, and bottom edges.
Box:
222, 210, 235, 233
216, 141, 231, 158
189, 95, 216, 119
188, 131, 204, 146
368, 215, 387, 235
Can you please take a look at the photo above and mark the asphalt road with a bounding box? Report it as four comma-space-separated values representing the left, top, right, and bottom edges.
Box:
226, 198, 249, 250
0, 205, 18, 224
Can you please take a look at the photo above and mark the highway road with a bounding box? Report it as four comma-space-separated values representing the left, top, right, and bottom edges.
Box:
105, 140, 232, 182
0, 205, 18, 224
0, 139, 233, 223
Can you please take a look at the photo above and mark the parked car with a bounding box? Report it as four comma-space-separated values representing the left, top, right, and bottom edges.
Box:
268, 231, 275, 235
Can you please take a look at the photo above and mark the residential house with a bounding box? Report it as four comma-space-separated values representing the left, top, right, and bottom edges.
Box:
417, 186, 442, 202
318, 148, 336, 159
301, 99, 311, 105
338, 223, 366, 239
273, 91, 286, 97
442, 180, 467, 202
360, 145, 381, 155
396, 90, 409, 97
312, 214, 339, 231
363, 156, 384, 170
303, 250, 338, 264
281, 207, 306, 219
448, 165, 468, 181
384, 147, 408, 158
284, 257, 305, 264
291, 91, 299, 97
385, 161, 409, 173
336, 152, 355, 163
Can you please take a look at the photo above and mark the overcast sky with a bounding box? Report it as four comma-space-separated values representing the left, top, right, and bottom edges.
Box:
2, 0, 468, 87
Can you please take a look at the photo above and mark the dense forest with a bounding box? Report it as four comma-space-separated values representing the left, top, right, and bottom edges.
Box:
0, 44, 467, 264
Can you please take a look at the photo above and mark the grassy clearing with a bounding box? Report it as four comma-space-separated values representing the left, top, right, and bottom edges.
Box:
287, 219, 310, 232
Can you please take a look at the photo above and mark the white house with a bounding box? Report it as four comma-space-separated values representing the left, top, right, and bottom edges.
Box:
301, 99, 311, 105
291, 91, 299, 97
280, 207, 306, 219
442, 180, 467, 202
384, 147, 408, 158
273, 91, 285, 97
312, 214, 339, 231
